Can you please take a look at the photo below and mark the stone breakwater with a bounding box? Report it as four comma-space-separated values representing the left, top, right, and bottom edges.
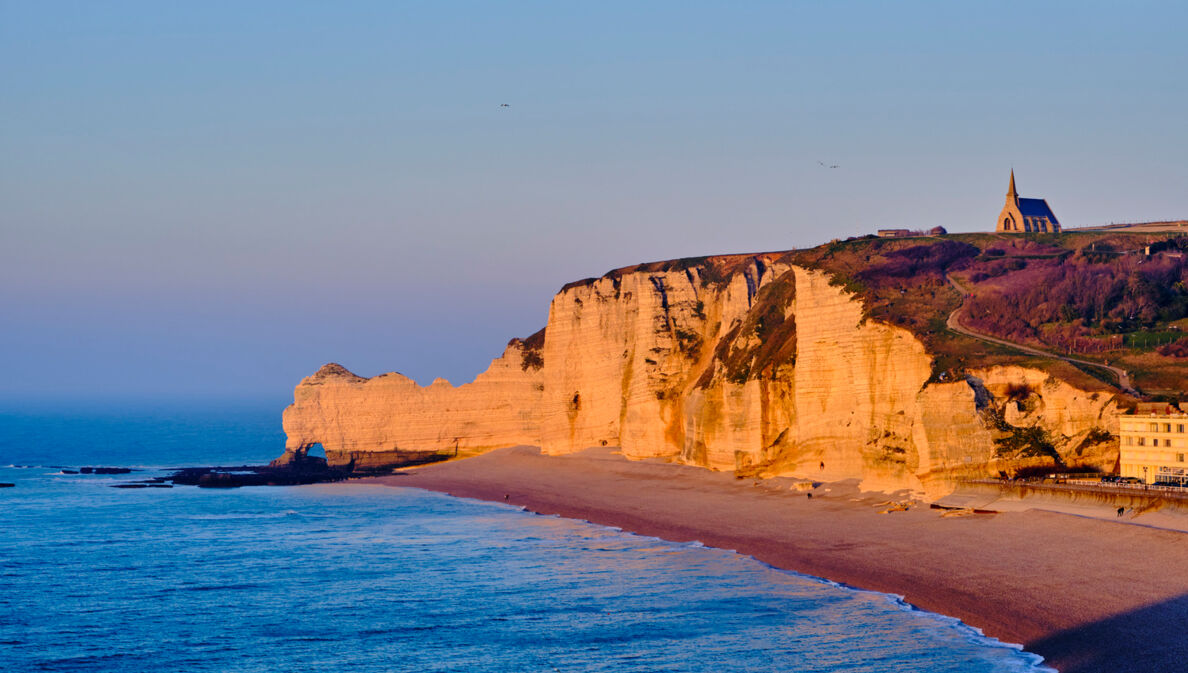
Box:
278, 255, 1120, 494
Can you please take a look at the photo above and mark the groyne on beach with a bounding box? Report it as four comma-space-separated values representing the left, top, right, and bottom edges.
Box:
365, 446, 1188, 673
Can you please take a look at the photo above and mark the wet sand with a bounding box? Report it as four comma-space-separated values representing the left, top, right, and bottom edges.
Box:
365, 446, 1188, 673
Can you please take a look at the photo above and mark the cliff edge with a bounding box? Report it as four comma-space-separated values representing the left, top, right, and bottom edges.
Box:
280, 240, 1128, 494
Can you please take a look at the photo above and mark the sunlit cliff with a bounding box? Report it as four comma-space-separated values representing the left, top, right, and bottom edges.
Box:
278, 238, 1134, 494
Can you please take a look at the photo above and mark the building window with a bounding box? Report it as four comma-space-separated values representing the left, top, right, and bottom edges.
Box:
1126, 436, 1134, 445
1138, 437, 1145, 446
1178, 453, 1186, 463
1150, 423, 1159, 432
1164, 423, 1171, 432
1179, 424, 1184, 433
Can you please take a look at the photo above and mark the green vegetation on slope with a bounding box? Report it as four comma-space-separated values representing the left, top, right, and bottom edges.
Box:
791, 231, 1188, 396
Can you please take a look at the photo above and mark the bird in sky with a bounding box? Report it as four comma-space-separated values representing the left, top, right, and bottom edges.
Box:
817, 160, 839, 169
500, 103, 510, 108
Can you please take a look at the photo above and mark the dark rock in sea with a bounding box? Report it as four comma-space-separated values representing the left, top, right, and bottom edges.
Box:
172, 462, 351, 488
165, 452, 445, 489
0, 483, 14, 488
98, 452, 448, 491
109, 480, 174, 489
61, 470, 79, 474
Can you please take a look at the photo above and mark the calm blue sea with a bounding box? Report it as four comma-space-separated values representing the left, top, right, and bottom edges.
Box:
0, 402, 1053, 672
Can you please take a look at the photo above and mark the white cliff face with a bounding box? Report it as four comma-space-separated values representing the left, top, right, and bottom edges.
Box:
912, 381, 998, 483
977, 366, 1118, 438
281, 257, 1120, 491
538, 256, 789, 459
784, 267, 933, 490
278, 341, 543, 468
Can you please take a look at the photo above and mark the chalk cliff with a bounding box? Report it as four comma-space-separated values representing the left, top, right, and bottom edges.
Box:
280, 254, 1120, 492
276, 335, 544, 469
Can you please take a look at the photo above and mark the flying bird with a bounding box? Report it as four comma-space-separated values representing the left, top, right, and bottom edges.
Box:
500, 103, 510, 108
817, 160, 840, 169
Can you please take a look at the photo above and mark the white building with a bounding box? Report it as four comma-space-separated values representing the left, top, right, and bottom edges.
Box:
1118, 403, 1188, 486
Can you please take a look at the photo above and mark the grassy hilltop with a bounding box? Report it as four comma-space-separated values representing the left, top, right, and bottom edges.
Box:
790, 230, 1188, 399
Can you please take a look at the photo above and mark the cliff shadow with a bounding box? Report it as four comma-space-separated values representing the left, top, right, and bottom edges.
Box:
1026, 593, 1188, 673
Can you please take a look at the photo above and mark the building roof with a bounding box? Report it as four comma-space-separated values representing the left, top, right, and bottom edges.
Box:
1018, 197, 1059, 223
1131, 402, 1188, 416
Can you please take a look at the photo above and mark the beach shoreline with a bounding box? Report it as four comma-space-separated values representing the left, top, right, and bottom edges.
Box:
362, 446, 1188, 673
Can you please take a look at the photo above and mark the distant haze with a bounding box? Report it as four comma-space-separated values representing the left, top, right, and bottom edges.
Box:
2, 1, 1186, 401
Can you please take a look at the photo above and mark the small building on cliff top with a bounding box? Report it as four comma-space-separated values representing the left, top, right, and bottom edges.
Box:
996, 170, 1061, 233
1119, 403, 1188, 485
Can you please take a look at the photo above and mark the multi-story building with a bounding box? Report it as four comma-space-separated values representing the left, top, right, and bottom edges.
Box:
1118, 403, 1188, 485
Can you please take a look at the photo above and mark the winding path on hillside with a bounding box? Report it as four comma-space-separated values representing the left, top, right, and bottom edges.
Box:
944, 274, 1140, 396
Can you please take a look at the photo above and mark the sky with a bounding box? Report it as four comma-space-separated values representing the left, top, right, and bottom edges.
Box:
2, 1, 1186, 403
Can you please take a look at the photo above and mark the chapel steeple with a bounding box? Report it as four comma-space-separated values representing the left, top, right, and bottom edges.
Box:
1006, 169, 1018, 203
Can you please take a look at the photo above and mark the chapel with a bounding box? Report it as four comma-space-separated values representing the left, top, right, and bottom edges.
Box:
996, 170, 1060, 233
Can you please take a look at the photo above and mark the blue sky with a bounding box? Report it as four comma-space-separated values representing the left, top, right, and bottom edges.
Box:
2, 1, 1186, 402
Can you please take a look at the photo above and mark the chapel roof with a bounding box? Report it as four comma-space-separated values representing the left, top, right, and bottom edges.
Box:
1018, 197, 1059, 222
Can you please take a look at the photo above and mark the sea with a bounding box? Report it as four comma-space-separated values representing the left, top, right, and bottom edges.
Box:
0, 401, 1054, 672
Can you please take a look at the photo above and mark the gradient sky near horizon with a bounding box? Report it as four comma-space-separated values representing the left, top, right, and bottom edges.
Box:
3, 1, 1187, 403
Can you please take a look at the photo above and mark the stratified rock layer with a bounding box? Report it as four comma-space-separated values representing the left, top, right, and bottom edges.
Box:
280, 257, 1120, 493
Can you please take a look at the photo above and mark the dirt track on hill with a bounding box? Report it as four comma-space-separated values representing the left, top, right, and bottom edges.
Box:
944, 274, 1139, 396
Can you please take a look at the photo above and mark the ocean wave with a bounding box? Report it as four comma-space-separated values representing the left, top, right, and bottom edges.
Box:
185, 511, 303, 521
432, 488, 1055, 673
751, 565, 1057, 673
